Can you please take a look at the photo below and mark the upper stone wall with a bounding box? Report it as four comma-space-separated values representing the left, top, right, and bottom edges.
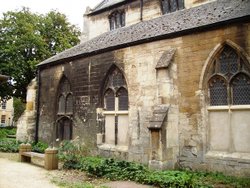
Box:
39, 0, 250, 66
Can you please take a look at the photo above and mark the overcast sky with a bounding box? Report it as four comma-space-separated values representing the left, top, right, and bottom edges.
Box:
0, 0, 103, 31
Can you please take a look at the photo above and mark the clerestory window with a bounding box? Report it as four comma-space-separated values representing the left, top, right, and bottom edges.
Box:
109, 10, 125, 31
161, 0, 184, 14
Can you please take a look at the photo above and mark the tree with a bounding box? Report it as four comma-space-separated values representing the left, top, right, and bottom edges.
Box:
13, 97, 25, 123
0, 8, 80, 101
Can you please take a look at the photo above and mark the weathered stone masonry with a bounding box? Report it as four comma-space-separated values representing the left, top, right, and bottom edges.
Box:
36, 0, 250, 176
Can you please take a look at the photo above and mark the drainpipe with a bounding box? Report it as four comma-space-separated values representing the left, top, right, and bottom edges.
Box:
35, 68, 41, 143
140, 0, 143, 21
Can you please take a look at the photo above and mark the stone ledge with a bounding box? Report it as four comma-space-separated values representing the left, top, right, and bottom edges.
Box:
98, 143, 128, 152
206, 151, 250, 163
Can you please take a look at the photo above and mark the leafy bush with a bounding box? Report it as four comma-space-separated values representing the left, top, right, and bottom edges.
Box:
31, 141, 48, 153
0, 127, 48, 153
0, 127, 16, 139
58, 140, 90, 169
57, 140, 250, 187
0, 138, 20, 152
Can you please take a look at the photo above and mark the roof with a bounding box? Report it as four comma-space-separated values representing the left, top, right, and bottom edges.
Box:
38, 0, 250, 67
89, 0, 127, 15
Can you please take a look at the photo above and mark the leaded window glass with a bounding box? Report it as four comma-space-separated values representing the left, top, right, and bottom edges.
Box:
231, 74, 250, 105
208, 45, 250, 106
113, 71, 125, 88
58, 95, 65, 114
218, 46, 239, 76
57, 76, 73, 115
66, 94, 73, 114
105, 89, 115, 111
103, 67, 128, 111
209, 77, 228, 106
118, 88, 128, 110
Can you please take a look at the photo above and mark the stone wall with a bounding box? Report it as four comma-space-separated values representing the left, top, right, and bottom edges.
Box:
39, 21, 250, 175
16, 78, 37, 142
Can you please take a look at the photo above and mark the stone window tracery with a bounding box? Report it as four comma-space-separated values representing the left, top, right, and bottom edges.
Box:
206, 43, 250, 153
161, 0, 184, 14
109, 10, 125, 31
101, 67, 129, 147
57, 77, 73, 115
56, 76, 73, 141
208, 45, 250, 106
104, 68, 128, 110
117, 87, 128, 111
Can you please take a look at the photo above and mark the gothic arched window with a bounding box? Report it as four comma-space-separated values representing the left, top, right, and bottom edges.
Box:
57, 76, 73, 115
103, 68, 128, 110
208, 45, 250, 106
101, 66, 129, 147
206, 44, 250, 153
56, 76, 73, 141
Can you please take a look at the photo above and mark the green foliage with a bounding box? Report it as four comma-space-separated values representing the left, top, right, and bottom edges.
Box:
0, 138, 20, 152
0, 127, 19, 152
58, 145, 250, 188
31, 141, 48, 153
57, 141, 250, 187
0, 127, 16, 139
58, 140, 90, 169
13, 97, 25, 122
0, 8, 80, 100
0, 127, 48, 153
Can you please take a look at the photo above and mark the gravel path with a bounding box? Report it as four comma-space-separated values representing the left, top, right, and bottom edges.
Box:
0, 158, 58, 188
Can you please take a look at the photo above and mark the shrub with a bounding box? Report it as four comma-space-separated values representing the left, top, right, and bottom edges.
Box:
0, 127, 16, 139
31, 141, 48, 153
58, 139, 90, 169
0, 138, 20, 152
57, 140, 250, 187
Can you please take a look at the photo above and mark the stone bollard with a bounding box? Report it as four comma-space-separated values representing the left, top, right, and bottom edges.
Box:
19, 143, 32, 162
44, 148, 58, 170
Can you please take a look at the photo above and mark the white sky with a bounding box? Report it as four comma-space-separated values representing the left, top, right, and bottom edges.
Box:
0, 0, 103, 31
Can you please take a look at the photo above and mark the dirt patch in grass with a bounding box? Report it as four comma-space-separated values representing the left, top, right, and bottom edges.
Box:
49, 169, 110, 187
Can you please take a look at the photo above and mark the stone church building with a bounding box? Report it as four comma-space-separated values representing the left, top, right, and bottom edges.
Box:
21, 0, 250, 176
